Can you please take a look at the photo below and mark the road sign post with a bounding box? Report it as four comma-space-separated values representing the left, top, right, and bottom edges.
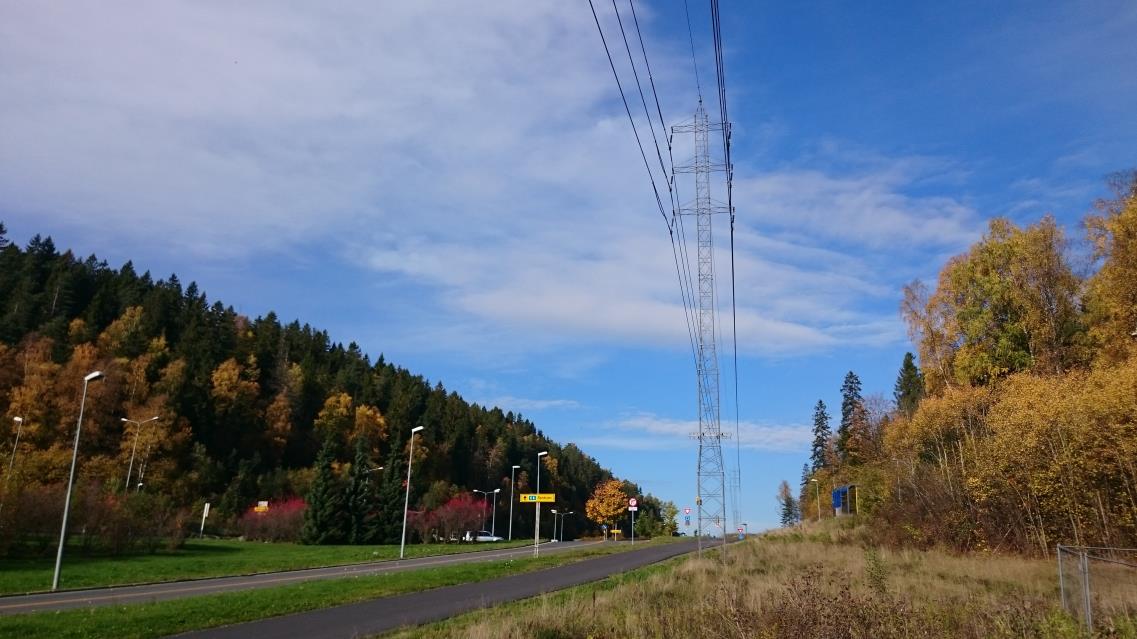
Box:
628, 498, 637, 546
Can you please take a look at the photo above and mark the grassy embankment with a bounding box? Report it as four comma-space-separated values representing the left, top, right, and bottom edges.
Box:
0, 538, 535, 595
0, 538, 679, 639
393, 526, 1137, 639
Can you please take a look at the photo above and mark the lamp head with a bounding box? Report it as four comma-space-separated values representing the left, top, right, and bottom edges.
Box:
411, 426, 424, 434
121, 417, 130, 423
537, 451, 548, 457
512, 464, 520, 469
810, 478, 818, 483
84, 370, 104, 382
551, 509, 557, 514
494, 488, 501, 493
13, 416, 22, 424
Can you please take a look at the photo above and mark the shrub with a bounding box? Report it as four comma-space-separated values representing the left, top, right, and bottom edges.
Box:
238, 498, 306, 542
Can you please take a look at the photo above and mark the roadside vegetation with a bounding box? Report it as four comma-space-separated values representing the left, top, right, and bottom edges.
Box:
0, 537, 533, 595
0, 539, 678, 639
789, 174, 1137, 555
394, 528, 1136, 638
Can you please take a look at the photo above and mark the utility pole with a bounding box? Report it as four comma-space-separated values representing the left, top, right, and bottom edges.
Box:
674, 100, 729, 558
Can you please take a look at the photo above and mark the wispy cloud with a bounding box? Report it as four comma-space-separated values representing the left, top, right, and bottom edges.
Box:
590, 412, 812, 453
485, 396, 581, 412
0, 1, 980, 363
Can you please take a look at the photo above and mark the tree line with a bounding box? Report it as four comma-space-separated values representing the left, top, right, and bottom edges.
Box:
785, 172, 1137, 554
0, 224, 632, 552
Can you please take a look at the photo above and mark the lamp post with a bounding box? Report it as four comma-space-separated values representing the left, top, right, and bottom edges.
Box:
1, 416, 25, 517
53, 370, 103, 591
534, 451, 547, 557
810, 478, 821, 522
490, 488, 501, 537
508, 464, 520, 540
551, 509, 558, 541
473, 489, 492, 531
122, 416, 159, 493
400, 426, 424, 559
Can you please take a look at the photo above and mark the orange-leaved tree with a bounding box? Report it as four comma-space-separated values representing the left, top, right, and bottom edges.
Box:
585, 479, 628, 529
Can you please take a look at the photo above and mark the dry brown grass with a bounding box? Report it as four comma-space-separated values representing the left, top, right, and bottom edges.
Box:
389, 529, 1137, 639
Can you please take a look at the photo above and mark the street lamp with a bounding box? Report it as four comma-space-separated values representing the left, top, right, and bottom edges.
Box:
490, 488, 501, 537
508, 464, 520, 541
473, 489, 492, 531
122, 416, 159, 493
810, 478, 821, 522
400, 426, 424, 559
53, 370, 103, 591
1, 416, 25, 517
551, 509, 558, 541
534, 451, 547, 557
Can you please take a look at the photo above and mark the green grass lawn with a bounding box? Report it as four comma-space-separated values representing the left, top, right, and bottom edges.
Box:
0, 538, 678, 639
0, 538, 534, 595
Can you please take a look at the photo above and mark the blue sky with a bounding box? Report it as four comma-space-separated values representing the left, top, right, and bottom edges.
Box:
1, 1, 1134, 531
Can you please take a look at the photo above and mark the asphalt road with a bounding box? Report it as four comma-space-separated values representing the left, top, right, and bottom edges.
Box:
0, 540, 596, 615
177, 538, 703, 639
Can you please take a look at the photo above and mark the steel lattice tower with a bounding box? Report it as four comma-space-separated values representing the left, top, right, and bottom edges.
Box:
673, 101, 728, 554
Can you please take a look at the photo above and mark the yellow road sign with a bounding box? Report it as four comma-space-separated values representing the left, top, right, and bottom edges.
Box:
520, 493, 555, 503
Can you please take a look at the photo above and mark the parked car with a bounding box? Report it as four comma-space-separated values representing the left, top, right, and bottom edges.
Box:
474, 531, 503, 542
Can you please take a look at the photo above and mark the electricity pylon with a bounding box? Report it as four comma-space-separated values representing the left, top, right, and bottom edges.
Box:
673, 100, 729, 555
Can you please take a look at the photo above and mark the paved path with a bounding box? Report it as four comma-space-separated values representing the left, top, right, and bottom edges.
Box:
0, 541, 596, 615
177, 539, 701, 639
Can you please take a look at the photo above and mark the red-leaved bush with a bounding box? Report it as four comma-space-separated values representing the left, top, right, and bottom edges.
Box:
238, 498, 306, 542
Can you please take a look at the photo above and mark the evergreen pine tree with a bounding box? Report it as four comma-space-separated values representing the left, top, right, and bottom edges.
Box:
301, 439, 347, 544
374, 427, 408, 544
894, 352, 925, 418
346, 438, 379, 544
809, 400, 831, 471
837, 371, 863, 461
777, 480, 798, 527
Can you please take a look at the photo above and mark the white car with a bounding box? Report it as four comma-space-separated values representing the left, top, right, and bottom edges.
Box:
474, 531, 503, 542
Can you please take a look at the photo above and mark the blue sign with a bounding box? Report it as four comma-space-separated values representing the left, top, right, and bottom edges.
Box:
684, 517, 691, 526
602, 524, 608, 531
737, 532, 744, 540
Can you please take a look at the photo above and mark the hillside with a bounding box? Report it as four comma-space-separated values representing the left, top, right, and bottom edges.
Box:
0, 225, 628, 550
792, 172, 1137, 554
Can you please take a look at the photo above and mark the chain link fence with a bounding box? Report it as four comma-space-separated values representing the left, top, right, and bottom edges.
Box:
1057, 545, 1137, 631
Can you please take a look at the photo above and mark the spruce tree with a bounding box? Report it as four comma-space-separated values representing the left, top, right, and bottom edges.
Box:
374, 426, 409, 544
894, 352, 925, 418
301, 439, 347, 544
809, 400, 831, 471
837, 371, 863, 461
777, 480, 798, 527
346, 438, 379, 544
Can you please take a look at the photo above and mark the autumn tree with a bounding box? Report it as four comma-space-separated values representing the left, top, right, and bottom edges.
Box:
585, 479, 628, 530
1084, 171, 1137, 363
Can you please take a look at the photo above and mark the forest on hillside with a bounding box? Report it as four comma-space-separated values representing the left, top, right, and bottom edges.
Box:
0, 225, 661, 554
793, 172, 1137, 554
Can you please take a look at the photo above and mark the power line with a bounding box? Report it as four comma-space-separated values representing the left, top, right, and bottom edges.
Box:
587, 0, 671, 230
683, 0, 703, 100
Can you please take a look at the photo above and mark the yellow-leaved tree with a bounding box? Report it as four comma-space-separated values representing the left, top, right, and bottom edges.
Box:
585, 479, 628, 529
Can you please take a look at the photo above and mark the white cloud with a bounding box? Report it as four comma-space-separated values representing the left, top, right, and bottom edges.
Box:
605, 412, 812, 453
485, 396, 581, 412
0, 1, 981, 361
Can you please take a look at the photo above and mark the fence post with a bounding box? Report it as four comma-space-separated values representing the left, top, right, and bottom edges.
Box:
1057, 545, 1066, 612
1080, 550, 1093, 631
